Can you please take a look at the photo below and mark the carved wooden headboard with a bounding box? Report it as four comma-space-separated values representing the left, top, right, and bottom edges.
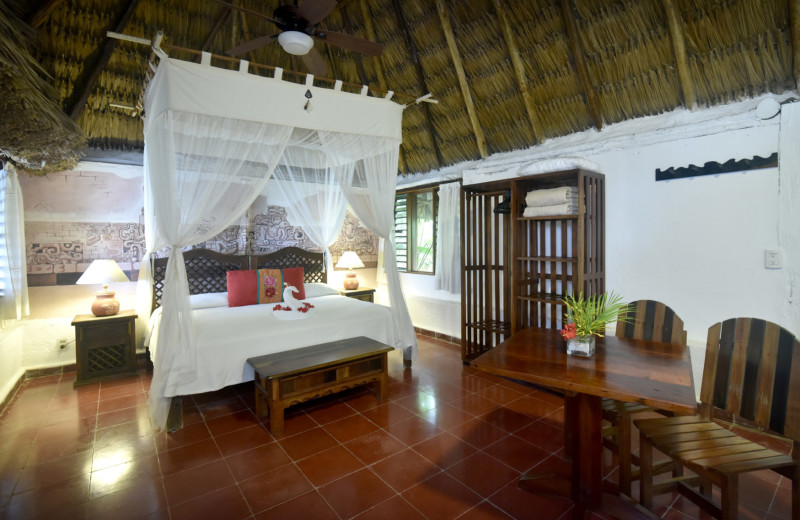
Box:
151, 247, 326, 310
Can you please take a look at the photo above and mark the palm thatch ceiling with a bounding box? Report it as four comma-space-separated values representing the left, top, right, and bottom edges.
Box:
3, 0, 799, 176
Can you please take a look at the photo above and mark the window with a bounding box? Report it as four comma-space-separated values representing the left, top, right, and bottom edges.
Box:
395, 188, 437, 273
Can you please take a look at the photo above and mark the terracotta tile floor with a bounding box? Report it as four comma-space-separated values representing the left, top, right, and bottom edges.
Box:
0, 335, 793, 519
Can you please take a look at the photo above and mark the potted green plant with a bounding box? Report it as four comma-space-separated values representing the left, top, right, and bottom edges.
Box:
561, 291, 631, 357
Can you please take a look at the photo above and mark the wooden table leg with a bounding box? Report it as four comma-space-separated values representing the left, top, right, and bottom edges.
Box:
569, 393, 603, 508
520, 392, 634, 517
519, 392, 602, 507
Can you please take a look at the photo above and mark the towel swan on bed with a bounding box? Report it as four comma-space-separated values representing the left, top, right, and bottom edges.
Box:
283, 283, 303, 310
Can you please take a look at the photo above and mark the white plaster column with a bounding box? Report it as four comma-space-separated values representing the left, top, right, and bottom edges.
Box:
778, 101, 800, 332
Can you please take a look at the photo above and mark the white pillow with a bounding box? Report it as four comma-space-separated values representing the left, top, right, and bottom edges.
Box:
303, 283, 340, 298
189, 292, 229, 309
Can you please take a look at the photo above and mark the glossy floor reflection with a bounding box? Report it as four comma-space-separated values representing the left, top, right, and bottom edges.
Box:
0, 335, 793, 519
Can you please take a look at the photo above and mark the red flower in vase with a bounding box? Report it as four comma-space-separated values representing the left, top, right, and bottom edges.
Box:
561, 322, 577, 340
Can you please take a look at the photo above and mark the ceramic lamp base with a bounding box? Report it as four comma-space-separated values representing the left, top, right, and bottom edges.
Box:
91, 291, 120, 317
343, 272, 359, 290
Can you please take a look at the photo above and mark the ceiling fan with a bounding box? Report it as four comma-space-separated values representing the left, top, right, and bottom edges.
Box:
219, 0, 383, 77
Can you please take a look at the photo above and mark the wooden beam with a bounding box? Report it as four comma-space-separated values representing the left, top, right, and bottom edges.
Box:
559, 0, 602, 130
321, 28, 341, 79
202, 6, 231, 51
26, 0, 66, 29
436, 0, 487, 158
791, 0, 800, 90
358, 0, 407, 174
236, 4, 259, 66
391, 0, 445, 168
491, 0, 544, 144
662, 0, 697, 109
66, 0, 141, 121
340, 6, 370, 86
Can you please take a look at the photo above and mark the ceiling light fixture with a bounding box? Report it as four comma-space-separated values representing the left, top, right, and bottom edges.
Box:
278, 31, 314, 56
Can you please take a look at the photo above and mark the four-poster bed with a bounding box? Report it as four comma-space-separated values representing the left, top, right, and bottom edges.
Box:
144, 247, 401, 430
137, 51, 416, 431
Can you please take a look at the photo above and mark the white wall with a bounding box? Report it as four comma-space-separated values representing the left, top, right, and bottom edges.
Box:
0, 323, 23, 405
396, 96, 798, 380
601, 124, 783, 346
21, 282, 140, 369
398, 273, 461, 339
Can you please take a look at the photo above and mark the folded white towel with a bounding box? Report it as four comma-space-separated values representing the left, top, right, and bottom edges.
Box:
525, 186, 578, 207
523, 202, 578, 218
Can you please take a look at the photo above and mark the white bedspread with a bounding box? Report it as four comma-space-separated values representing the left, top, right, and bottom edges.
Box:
146, 294, 399, 397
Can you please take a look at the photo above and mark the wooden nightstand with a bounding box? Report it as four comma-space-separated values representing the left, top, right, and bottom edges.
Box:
339, 287, 376, 303
72, 310, 138, 386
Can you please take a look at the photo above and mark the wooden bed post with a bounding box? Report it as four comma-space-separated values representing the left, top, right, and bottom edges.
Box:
403, 346, 413, 368
166, 396, 183, 433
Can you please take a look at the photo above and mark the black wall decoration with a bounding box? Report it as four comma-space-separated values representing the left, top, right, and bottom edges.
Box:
655, 153, 778, 181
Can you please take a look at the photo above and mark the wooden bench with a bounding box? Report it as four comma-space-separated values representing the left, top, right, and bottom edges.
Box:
247, 336, 393, 435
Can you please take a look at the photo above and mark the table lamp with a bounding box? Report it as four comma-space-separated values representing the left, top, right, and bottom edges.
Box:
76, 259, 130, 316
335, 251, 365, 290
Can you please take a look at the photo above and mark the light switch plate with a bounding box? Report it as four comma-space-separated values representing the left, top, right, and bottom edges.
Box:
765, 249, 783, 269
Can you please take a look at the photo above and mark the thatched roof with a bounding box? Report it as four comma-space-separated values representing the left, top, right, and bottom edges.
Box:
0, 2, 85, 174
6, 0, 800, 176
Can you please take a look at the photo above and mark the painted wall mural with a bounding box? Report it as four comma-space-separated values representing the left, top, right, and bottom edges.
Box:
26, 207, 378, 286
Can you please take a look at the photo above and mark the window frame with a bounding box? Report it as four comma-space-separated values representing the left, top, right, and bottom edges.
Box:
395, 186, 438, 275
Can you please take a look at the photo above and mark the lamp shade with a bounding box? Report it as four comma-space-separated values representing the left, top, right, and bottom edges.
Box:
76, 259, 130, 286
278, 31, 314, 56
76, 259, 130, 317
335, 251, 365, 270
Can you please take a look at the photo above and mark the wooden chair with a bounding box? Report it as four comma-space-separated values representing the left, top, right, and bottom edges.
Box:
603, 299, 688, 496
635, 318, 799, 519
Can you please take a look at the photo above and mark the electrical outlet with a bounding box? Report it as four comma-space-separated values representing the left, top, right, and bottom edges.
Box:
765, 249, 783, 269
57, 338, 69, 350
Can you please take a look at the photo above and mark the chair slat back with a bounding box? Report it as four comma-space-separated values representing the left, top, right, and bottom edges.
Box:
616, 300, 687, 346
700, 317, 800, 442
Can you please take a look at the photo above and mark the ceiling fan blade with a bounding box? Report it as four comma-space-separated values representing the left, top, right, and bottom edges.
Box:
317, 31, 383, 56
301, 47, 328, 77
297, 0, 337, 26
212, 0, 280, 24
227, 34, 276, 56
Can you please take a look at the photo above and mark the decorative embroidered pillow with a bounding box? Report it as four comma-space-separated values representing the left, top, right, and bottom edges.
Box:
227, 270, 257, 307
227, 267, 306, 307
282, 267, 306, 300
257, 268, 283, 304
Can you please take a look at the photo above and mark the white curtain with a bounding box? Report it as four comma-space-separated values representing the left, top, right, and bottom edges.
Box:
434, 182, 461, 294
139, 110, 292, 429
333, 135, 417, 361
270, 131, 348, 273
0, 164, 29, 323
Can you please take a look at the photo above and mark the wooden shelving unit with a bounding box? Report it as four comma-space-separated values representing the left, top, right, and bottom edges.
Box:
460, 169, 605, 361
460, 184, 511, 362
511, 169, 605, 332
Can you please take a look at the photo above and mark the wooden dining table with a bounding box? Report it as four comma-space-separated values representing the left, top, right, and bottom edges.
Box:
471, 327, 697, 518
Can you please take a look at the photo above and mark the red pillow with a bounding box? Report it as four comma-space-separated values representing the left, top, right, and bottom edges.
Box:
226, 267, 306, 307
227, 269, 258, 307
282, 267, 305, 300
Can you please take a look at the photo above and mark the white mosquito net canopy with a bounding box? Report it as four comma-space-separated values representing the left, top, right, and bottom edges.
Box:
137, 56, 416, 431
